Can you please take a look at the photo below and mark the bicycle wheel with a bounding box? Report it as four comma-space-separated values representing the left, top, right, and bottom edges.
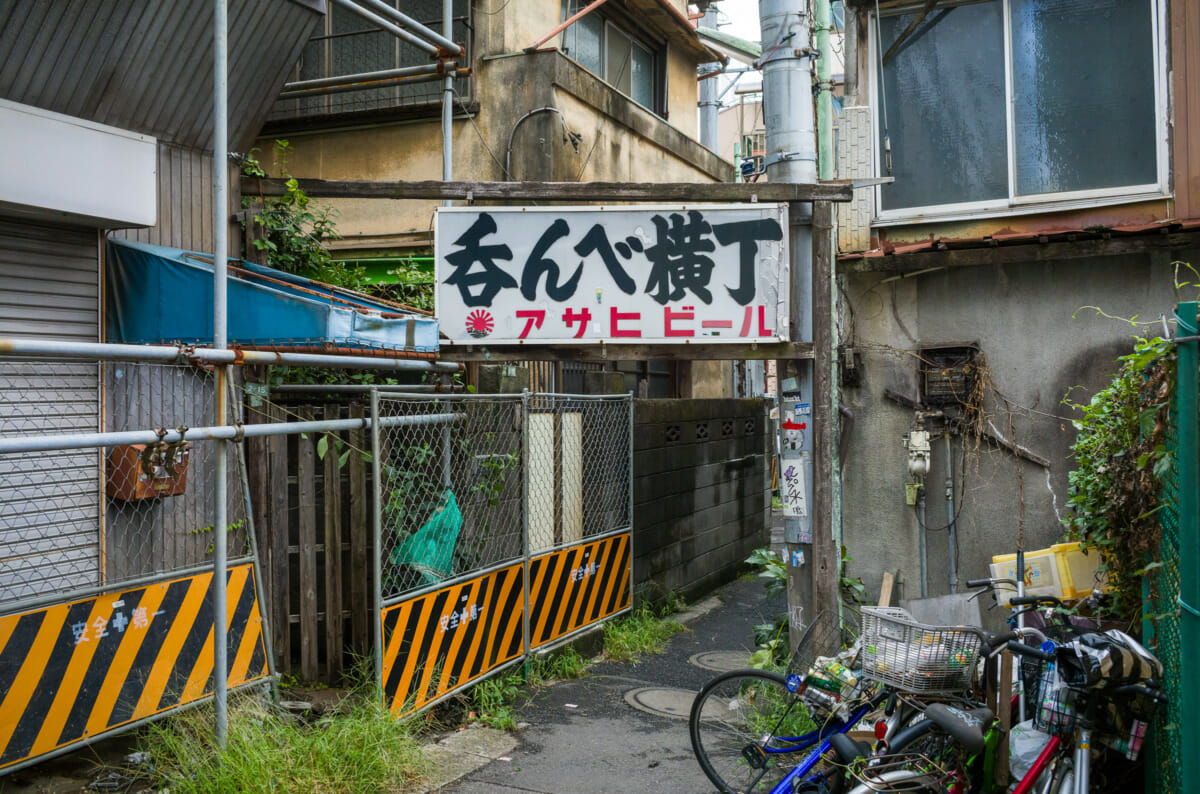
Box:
689, 669, 842, 794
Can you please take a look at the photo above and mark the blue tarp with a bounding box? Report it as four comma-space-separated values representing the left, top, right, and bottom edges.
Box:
106, 239, 438, 354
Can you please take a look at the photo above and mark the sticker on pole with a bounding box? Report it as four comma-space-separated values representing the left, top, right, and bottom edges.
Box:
435, 205, 789, 345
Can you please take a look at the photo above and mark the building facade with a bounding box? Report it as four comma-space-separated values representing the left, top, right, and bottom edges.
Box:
833, 0, 1200, 602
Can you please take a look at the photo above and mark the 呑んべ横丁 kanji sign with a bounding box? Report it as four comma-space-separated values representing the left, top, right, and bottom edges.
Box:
435, 205, 789, 345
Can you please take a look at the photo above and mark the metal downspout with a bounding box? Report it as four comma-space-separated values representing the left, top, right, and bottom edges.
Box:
815, 0, 840, 613
442, 0, 454, 207
945, 432, 957, 592
698, 3, 721, 151
212, 0, 229, 748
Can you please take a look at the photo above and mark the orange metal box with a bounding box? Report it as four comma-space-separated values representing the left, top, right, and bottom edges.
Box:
106, 443, 190, 500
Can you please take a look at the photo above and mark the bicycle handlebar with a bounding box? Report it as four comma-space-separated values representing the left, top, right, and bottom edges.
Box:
1005, 640, 1055, 662
966, 578, 993, 588
1010, 595, 1064, 607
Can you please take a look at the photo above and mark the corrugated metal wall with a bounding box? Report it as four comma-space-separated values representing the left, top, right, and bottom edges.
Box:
110, 142, 225, 255
0, 217, 102, 598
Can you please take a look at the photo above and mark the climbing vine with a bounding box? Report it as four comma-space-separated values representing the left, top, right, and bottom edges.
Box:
1062, 334, 1175, 619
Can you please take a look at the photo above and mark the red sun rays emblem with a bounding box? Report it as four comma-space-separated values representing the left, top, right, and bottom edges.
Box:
465, 309, 494, 339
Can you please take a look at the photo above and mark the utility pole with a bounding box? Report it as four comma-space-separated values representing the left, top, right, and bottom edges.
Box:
760, 0, 823, 649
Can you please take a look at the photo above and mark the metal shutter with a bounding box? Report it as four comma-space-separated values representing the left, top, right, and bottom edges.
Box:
0, 217, 101, 603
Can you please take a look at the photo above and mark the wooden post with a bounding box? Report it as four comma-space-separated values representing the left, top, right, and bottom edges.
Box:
349, 404, 370, 654
297, 405, 319, 681
995, 650, 1013, 787
269, 402, 290, 675
811, 201, 837, 638
323, 409, 344, 681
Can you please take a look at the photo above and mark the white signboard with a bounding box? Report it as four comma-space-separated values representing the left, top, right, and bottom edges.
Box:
435, 205, 789, 345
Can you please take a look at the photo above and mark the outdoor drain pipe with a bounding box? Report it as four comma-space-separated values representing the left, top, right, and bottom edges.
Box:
212, 0, 230, 747
945, 432, 958, 592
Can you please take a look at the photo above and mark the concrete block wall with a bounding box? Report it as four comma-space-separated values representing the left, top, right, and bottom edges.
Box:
633, 399, 772, 605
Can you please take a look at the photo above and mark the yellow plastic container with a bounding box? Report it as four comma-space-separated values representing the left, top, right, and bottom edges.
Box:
1050, 542, 1109, 599
988, 549, 1063, 606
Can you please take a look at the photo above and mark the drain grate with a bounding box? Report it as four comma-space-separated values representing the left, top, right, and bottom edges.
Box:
623, 687, 697, 720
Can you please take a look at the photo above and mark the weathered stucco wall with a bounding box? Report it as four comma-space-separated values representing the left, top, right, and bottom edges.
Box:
840, 250, 1194, 601
256, 52, 731, 248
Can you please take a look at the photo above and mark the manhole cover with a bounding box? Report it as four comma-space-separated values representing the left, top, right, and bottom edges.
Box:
689, 650, 752, 672
623, 687, 697, 720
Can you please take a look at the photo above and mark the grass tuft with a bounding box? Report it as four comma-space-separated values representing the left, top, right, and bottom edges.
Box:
470, 647, 591, 730
602, 603, 686, 663
137, 696, 426, 793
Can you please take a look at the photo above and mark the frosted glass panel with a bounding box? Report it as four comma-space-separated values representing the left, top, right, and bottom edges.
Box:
632, 43, 653, 108
878, 3, 1007, 211
568, 9, 603, 75
1010, 0, 1156, 195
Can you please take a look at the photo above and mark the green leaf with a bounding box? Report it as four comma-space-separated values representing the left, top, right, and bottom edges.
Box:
317, 435, 329, 460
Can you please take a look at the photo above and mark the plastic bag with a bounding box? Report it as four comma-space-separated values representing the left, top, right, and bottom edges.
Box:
1008, 720, 1053, 784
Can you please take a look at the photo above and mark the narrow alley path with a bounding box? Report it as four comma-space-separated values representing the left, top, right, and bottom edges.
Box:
438, 576, 786, 793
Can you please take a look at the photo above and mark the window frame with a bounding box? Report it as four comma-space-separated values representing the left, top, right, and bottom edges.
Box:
869, 0, 1169, 226
560, 1, 666, 116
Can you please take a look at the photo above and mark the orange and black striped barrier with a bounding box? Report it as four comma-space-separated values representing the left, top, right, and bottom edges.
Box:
0, 563, 269, 772
529, 533, 631, 650
381, 562, 525, 716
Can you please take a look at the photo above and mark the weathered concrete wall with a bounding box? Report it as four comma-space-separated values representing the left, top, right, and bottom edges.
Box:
840, 250, 1196, 602
633, 399, 771, 604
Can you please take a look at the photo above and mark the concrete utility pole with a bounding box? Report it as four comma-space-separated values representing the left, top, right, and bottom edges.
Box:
760, 0, 835, 649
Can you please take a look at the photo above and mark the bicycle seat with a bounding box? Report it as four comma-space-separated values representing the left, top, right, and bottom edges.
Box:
923, 703, 994, 755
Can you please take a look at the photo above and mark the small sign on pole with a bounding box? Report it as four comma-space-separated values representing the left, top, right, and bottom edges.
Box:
435, 205, 789, 345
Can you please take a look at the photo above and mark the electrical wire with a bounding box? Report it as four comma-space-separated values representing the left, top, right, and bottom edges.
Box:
452, 86, 507, 175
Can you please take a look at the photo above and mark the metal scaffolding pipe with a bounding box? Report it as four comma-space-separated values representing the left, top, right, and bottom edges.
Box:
212, 0, 230, 747
0, 413, 464, 455
272, 384, 463, 394
0, 338, 462, 372
278, 66, 465, 99
283, 63, 442, 92
354, 0, 462, 55
330, 0, 441, 56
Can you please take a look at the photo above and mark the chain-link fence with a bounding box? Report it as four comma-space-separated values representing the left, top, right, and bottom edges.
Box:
0, 360, 250, 613
1153, 392, 1181, 793
376, 393, 632, 603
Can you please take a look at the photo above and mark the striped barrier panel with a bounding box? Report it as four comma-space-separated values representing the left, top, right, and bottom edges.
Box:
0, 563, 269, 772
381, 562, 525, 716
528, 532, 631, 650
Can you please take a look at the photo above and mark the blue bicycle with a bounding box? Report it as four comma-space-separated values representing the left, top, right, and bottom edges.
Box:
688, 611, 900, 794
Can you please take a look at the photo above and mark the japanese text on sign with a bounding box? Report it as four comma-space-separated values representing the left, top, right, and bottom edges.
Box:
435, 205, 789, 344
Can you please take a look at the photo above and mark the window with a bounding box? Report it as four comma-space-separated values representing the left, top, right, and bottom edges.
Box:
267, 0, 470, 126
874, 0, 1164, 219
561, 0, 663, 114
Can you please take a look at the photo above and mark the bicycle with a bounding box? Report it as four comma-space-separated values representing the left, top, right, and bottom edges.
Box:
688, 610, 933, 794
840, 607, 1163, 793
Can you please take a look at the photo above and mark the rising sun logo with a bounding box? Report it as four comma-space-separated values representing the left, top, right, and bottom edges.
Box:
465, 309, 494, 339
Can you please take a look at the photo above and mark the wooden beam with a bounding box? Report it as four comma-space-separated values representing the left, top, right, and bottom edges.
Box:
811, 201, 838, 639
436, 341, 813, 362
240, 177, 856, 203
842, 230, 1200, 274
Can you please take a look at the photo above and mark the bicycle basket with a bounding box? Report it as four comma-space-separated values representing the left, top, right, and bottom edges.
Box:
859, 607, 986, 695
1032, 665, 1078, 734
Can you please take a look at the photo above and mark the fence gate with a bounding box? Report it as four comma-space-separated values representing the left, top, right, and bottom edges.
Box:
372, 393, 632, 715
0, 360, 272, 776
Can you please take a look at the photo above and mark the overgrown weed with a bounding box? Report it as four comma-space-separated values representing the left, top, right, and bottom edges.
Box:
137, 696, 426, 793
602, 603, 686, 663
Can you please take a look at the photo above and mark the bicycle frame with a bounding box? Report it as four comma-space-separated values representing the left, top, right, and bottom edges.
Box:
1011, 733, 1063, 794
762, 701, 875, 794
